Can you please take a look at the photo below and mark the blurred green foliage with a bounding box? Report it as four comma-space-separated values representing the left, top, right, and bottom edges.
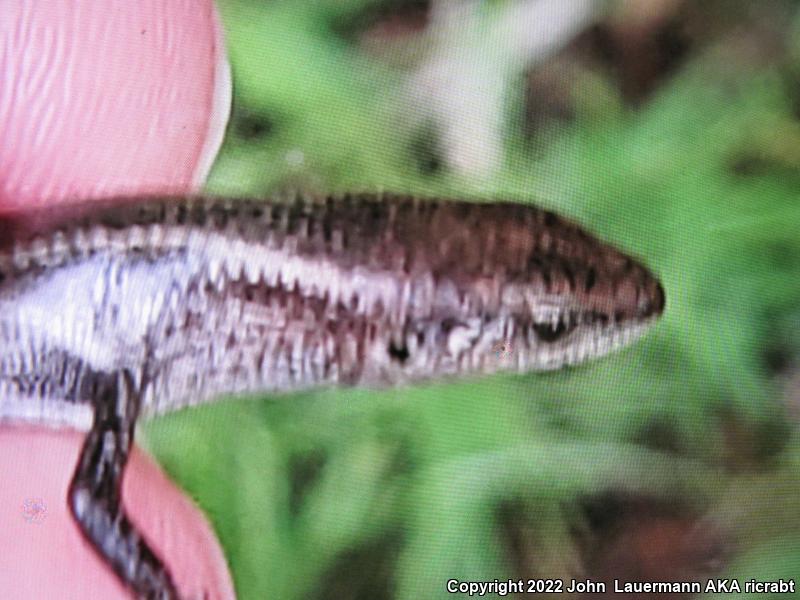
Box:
145, 1, 800, 598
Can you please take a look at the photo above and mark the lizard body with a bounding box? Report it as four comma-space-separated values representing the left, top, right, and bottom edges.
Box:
0, 192, 664, 598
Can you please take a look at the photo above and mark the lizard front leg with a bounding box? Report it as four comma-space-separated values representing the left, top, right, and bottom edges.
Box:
69, 370, 180, 599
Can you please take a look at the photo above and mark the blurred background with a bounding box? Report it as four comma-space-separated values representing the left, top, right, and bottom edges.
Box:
143, 1, 800, 598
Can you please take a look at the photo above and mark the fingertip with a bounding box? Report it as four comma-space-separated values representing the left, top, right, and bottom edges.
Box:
0, 0, 231, 209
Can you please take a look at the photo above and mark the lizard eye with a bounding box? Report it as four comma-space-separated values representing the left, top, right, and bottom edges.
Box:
532, 318, 576, 343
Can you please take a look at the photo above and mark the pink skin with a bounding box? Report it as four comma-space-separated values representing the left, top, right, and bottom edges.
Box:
0, 0, 230, 207
0, 429, 235, 599
0, 1, 235, 598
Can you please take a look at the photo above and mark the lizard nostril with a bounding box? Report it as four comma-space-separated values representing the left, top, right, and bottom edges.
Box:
584, 267, 597, 292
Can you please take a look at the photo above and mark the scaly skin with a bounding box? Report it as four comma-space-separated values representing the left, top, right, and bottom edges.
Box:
0, 192, 665, 598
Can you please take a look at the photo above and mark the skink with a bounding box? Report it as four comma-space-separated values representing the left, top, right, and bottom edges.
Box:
0, 192, 665, 599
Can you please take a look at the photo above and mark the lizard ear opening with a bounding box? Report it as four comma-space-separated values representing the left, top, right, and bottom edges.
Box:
387, 341, 411, 364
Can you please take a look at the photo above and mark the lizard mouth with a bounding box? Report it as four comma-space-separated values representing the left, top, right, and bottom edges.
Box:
514, 308, 657, 371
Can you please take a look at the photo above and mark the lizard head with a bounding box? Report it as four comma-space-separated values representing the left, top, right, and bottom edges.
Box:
346, 196, 665, 385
